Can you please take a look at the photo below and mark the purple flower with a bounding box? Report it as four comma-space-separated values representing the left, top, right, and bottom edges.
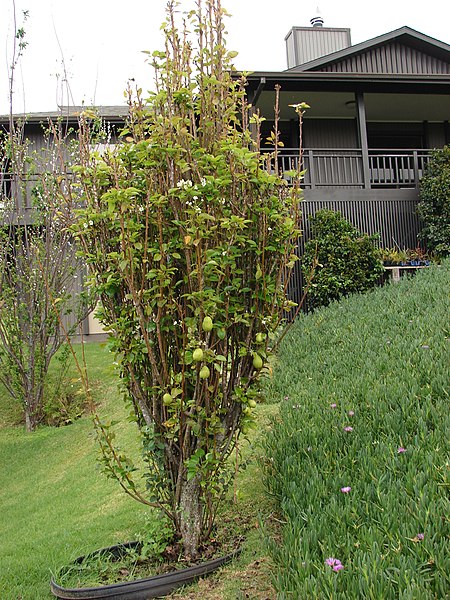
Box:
330, 403, 337, 408
340, 486, 351, 493
397, 447, 406, 454
416, 533, 424, 540
344, 426, 353, 432
348, 410, 355, 417
325, 557, 344, 572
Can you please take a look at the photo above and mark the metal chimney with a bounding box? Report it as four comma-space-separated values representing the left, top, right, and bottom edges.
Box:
285, 19, 351, 69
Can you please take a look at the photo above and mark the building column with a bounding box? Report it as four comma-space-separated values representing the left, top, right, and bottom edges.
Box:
356, 92, 371, 189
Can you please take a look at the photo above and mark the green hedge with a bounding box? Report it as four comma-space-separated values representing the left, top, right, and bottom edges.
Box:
302, 209, 384, 309
418, 145, 450, 256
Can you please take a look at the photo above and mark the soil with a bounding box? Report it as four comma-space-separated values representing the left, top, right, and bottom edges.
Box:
169, 556, 276, 599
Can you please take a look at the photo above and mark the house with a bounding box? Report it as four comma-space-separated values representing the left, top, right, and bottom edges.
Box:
1, 23, 449, 327
245, 22, 450, 254
0, 106, 128, 338
0, 106, 128, 218
3, 25, 449, 240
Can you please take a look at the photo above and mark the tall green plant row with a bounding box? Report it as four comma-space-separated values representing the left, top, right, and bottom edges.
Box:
71, 0, 302, 557
263, 264, 449, 598
418, 145, 450, 256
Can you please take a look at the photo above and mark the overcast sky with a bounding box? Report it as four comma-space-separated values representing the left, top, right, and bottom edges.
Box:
1, 0, 449, 114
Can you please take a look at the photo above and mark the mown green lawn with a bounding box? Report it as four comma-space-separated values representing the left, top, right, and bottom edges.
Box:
0, 344, 150, 599
2, 264, 448, 599
0, 343, 275, 600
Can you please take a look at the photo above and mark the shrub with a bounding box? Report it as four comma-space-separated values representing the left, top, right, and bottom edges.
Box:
302, 209, 384, 309
0, 123, 89, 432
418, 145, 450, 256
71, 0, 302, 558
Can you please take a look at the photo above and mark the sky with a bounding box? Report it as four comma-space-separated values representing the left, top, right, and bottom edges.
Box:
1, 0, 449, 114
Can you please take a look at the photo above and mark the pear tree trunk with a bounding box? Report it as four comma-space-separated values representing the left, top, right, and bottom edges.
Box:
179, 476, 203, 559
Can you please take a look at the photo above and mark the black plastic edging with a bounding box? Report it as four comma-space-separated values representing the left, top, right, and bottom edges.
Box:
50, 543, 241, 599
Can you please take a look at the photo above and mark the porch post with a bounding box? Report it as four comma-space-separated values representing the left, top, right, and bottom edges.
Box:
248, 77, 266, 142
444, 120, 450, 145
356, 93, 370, 189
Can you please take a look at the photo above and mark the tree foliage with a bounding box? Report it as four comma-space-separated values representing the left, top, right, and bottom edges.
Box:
0, 122, 88, 431
418, 145, 450, 256
71, 0, 303, 557
302, 209, 384, 309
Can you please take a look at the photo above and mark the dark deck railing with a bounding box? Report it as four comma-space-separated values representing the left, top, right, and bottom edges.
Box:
1, 149, 432, 209
0, 173, 40, 212
263, 148, 432, 189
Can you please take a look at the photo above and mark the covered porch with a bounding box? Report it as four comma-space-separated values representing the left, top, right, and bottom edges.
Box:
249, 76, 449, 191
247, 76, 448, 250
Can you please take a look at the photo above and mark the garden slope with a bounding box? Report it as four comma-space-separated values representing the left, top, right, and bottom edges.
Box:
264, 264, 449, 599
0, 344, 149, 600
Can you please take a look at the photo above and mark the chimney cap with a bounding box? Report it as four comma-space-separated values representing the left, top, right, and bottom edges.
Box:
310, 6, 324, 27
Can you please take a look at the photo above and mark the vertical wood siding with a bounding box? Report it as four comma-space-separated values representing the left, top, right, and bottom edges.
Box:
427, 123, 447, 148
286, 28, 351, 68
304, 119, 357, 148
319, 42, 450, 74
299, 193, 421, 248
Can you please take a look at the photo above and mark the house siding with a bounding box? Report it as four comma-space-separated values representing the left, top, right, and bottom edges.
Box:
304, 119, 357, 148
287, 188, 423, 306
427, 123, 447, 148
300, 188, 421, 249
318, 42, 450, 74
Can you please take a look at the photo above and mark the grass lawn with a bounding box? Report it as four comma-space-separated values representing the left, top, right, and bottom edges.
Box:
0, 343, 275, 599
0, 344, 151, 599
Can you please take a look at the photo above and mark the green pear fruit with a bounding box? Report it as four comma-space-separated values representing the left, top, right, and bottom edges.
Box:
199, 365, 210, 379
163, 393, 173, 406
202, 316, 213, 332
252, 353, 263, 369
193, 348, 204, 362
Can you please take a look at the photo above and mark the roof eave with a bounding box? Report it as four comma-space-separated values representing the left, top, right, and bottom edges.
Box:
243, 72, 450, 96
0, 106, 129, 126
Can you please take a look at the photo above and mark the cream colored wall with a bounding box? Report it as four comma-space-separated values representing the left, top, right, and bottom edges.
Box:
87, 305, 107, 335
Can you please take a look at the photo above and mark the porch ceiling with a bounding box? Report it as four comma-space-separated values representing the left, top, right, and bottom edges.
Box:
255, 90, 450, 122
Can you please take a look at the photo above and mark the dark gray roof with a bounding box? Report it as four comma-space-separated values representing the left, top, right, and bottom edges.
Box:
0, 105, 129, 125
288, 26, 450, 72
